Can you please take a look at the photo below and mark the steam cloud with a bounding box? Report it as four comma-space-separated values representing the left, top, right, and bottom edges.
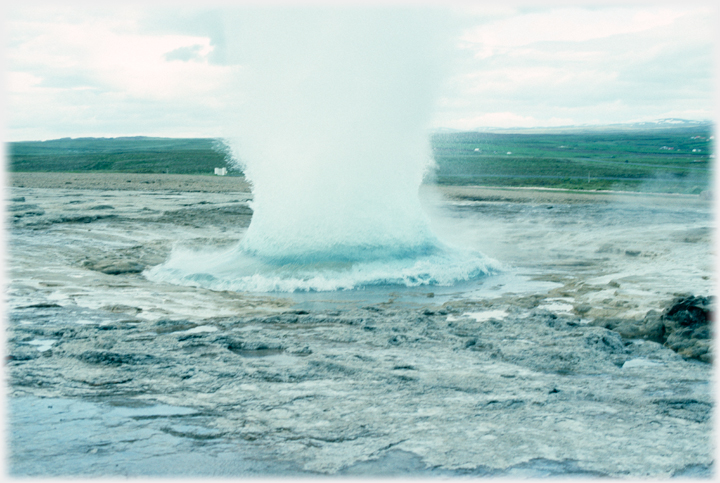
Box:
147, 8, 497, 292
224, 9, 446, 262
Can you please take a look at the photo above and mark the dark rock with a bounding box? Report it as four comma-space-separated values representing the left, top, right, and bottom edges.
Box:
674, 227, 711, 243
574, 304, 592, 315
177, 333, 206, 342
10, 204, 46, 218
84, 259, 145, 275
606, 312, 665, 343
77, 351, 155, 366
290, 346, 312, 356
212, 335, 245, 350
254, 314, 298, 324
388, 335, 406, 346
363, 306, 382, 312
661, 295, 713, 362
672, 464, 713, 478
393, 365, 416, 370
47, 327, 77, 338
155, 319, 188, 326
653, 398, 712, 423
16, 303, 62, 309
468, 340, 494, 352
482, 399, 525, 410
663, 295, 712, 327
102, 304, 142, 314
544, 315, 565, 329
57, 214, 117, 223
7, 203, 42, 212
156, 205, 252, 228
584, 329, 625, 354
596, 296, 713, 362
6, 348, 40, 362
226, 339, 285, 357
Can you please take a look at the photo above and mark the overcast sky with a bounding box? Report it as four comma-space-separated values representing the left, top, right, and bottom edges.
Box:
6, 2, 717, 141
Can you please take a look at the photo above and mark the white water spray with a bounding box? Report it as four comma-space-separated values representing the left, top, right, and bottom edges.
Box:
147, 8, 497, 292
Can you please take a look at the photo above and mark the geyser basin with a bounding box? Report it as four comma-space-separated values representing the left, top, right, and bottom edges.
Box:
146, 241, 498, 293
147, 8, 498, 293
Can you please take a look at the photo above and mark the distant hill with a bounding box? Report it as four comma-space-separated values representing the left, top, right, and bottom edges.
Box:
434, 119, 714, 135
429, 123, 713, 194
7, 137, 238, 175
6, 126, 714, 194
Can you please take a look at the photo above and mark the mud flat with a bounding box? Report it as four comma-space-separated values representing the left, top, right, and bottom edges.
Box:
9, 171, 251, 193
436, 184, 711, 205
6, 173, 714, 477
12, 171, 706, 205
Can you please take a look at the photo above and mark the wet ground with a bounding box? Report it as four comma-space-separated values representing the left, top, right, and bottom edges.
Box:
5, 175, 714, 477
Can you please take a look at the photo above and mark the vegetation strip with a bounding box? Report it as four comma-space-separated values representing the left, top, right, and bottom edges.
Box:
8, 124, 713, 194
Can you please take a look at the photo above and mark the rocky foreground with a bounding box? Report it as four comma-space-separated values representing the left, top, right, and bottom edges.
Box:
6, 173, 714, 477
9, 171, 251, 192
594, 295, 713, 363
7, 297, 714, 477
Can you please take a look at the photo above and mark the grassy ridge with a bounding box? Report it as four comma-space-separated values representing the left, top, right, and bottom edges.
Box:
8, 137, 235, 175
7, 126, 714, 193
431, 126, 713, 193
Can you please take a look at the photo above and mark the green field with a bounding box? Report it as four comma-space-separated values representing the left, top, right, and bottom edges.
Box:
431, 124, 714, 193
7, 137, 236, 176
6, 123, 715, 193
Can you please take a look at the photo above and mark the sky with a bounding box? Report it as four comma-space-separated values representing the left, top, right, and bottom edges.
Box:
5, 2, 717, 141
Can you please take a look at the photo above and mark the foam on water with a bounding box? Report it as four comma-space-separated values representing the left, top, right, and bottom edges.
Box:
146, 243, 497, 293
146, 8, 497, 292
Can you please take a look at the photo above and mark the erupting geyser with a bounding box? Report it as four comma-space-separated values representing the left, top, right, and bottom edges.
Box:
146, 8, 497, 292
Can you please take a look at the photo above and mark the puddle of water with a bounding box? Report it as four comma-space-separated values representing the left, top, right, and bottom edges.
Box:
182, 325, 218, 334
232, 348, 286, 358
279, 270, 563, 312
622, 358, 664, 369
537, 302, 574, 313
107, 403, 197, 419
8, 395, 303, 477
447, 310, 508, 323
28, 339, 55, 352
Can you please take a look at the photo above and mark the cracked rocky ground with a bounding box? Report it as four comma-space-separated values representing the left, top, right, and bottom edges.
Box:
6, 174, 714, 477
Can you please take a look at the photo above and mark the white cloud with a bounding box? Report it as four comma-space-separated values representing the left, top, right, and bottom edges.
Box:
6, 72, 43, 93
505, 47, 608, 63
446, 112, 575, 130
9, 16, 234, 99
5, 4, 716, 138
434, 4, 715, 129
460, 66, 619, 95
460, 6, 705, 59
6, 6, 243, 140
